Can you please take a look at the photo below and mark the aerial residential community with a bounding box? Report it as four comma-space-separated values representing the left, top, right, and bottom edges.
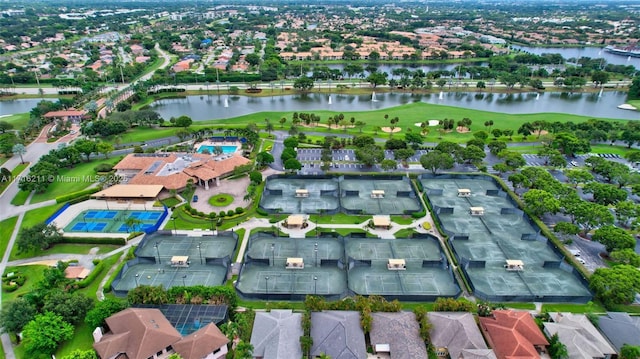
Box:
1, 0, 640, 358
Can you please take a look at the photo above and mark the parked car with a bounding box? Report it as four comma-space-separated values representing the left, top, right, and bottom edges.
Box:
570, 161, 579, 166
193, 195, 198, 202
576, 258, 586, 265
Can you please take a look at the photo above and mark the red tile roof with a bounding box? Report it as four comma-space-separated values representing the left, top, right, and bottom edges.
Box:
479, 310, 548, 359
43, 109, 87, 118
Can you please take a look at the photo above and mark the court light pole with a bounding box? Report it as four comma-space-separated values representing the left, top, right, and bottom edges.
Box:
314, 276, 318, 295
135, 273, 140, 287
265, 276, 269, 300
197, 242, 203, 265
171, 218, 177, 236
182, 275, 187, 287
314, 242, 318, 267
154, 242, 161, 264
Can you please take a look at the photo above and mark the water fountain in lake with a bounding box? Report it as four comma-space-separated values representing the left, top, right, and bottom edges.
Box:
371, 92, 378, 102
224, 97, 229, 108
536, 93, 540, 100
598, 87, 604, 98
328, 95, 332, 105
439, 91, 444, 100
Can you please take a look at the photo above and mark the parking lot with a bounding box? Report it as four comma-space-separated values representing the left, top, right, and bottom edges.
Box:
296, 148, 430, 174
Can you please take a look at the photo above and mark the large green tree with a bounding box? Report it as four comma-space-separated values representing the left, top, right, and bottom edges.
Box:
355, 144, 385, 166
523, 189, 560, 217
591, 225, 636, 253
620, 344, 640, 359
0, 298, 36, 334
85, 298, 128, 330
583, 182, 627, 205
420, 151, 454, 174
43, 291, 94, 324
22, 311, 74, 356
16, 222, 63, 253
590, 265, 640, 307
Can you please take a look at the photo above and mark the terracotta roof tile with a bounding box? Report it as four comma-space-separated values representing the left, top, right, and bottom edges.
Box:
173, 323, 229, 359
479, 310, 548, 359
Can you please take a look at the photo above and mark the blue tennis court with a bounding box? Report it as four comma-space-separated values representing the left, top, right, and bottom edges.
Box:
84, 210, 117, 219
128, 212, 162, 220
64, 209, 166, 234
71, 222, 107, 231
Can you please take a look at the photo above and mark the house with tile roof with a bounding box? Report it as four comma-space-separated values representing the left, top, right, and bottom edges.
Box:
311, 311, 367, 359
479, 310, 548, 359
43, 109, 88, 123
250, 309, 303, 359
543, 312, 616, 359
428, 312, 496, 359
597, 312, 640, 353
113, 152, 251, 191
93, 308, 229, 359
370, 312, 427, 359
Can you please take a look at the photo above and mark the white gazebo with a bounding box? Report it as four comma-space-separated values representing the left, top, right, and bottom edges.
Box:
470, 207, 485, 216
170, 256, 190, 267
286, 215, 305, 228
371, 190, 385, 198
295, 189, 309, 198
457, 189, 471, 197
387, 259, 406, 270
504, 259, 524, 271
286, 257, 305, 269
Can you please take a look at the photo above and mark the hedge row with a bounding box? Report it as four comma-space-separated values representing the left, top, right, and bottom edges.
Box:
103, 247, 136, 294
77, 260, 105, 288
61, 237, 126, 245
56, 187, 101, 203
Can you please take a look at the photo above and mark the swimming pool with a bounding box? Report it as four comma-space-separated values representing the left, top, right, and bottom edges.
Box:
197, 145, 238, 154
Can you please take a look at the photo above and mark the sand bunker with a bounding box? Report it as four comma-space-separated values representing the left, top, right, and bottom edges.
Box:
456, 126, 470, 133
381, 127, 402, 133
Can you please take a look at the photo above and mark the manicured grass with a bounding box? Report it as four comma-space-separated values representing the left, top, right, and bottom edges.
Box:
77, 253, 121, 300
232, 228, 246, 262
29, 157, 121, 203
315, 213, 369, 225
390, 215, 415, 225
1, 265, 47, 303
541, 302, 606, 313
20, 203, 64, 229
394, 228, 418, 238
0, 340, 5, 359
161, 196, 180, 208
0, 112, 29, 129
0, 216, 18, 258
112, 102, 634, 148
9, 243, 120, 261
208, 193, 234, 207
501, 302, 537, 310
10, 190, 30, 206
589, 144, 635, 156
0, 162, 28, 195
55, 321, 94, 358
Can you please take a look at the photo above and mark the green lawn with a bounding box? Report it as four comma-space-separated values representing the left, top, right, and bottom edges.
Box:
55, 322, 94, 358
541, 302, 606, 313
208, 193, 234, 207
0, 216, 18, 258
10, 190, 30, 206
1, 265, 47, 303
507, 144, 633, 156
0, 162, 28, 195
315, 227, 367, 236
20, 203, 64, 229
9, 243, 120, 261
393, 228, 418, 238
29, 157, 122, 203
108, 102, 636, 148
390, 215, 415, 225
161, 196, 180, 208
0, 113, 29, 129
77, 253, 121, 300
232, 228, 246, 262
501, 302, 537, 310
315, 213, 369, 225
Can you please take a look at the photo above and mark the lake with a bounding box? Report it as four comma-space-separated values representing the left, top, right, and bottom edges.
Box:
0, 98, 43, 116
151, 90, 639, 121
